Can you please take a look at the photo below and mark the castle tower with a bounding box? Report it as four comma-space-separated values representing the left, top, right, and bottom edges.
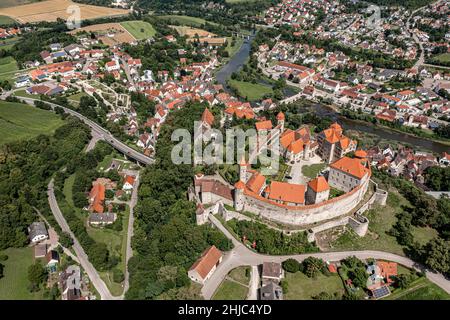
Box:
234, 181, 245, 211
239, 156, 248, 183
195, 203, 208, 225
276, 111, 285, 132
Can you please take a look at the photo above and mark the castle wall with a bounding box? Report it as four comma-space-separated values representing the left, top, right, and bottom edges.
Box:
242, 177, 370, 226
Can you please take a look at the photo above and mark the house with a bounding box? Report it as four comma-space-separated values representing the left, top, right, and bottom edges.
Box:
188, 245, 222, 285
60, 265, 83, 300
261, 262, 283, 284
88, 182, 105, 214
46, 250, 60, 272
28, 222, 49, 244
105, 59, 120, 72
88, 212, 116, 226
439, 152, 450, 166
377, 261, 397, 285
317, 123, 357, 163
265, 181, 305, 206
122, 175, 135, 192
260, 282, 283, 300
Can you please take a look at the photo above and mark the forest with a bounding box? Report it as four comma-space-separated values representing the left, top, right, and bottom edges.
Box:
126, 101, 232, 300
0, 115, 90, 250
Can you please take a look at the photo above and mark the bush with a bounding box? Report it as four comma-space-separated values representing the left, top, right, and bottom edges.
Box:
113, 268, 125, 283
280, 279, 289, 294
282, 258, 301, 273
0, 254, 8, 262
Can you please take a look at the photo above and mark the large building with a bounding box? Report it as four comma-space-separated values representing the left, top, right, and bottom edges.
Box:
328, 156, 371, 192
306, 176, 330, 204
188, 246, 223, 285
317, 123, 357, 163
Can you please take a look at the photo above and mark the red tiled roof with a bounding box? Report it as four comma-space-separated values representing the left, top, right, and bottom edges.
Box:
189, 246, 222, 280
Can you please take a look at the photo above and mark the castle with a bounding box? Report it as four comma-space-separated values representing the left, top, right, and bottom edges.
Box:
191, 113, 387, 229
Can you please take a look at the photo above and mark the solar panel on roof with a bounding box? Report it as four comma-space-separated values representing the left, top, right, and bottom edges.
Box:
372, 286, 391, 299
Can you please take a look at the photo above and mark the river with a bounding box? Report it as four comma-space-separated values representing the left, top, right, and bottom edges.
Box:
214, 33, 450, 155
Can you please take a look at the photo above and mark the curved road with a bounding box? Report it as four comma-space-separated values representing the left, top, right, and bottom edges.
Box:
203, 215, 450, 300
1, 94, 154, 165
47, 179, 120, 300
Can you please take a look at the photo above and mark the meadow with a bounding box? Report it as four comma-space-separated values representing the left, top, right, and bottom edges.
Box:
0, 101, 64, 145
120, 20, 156, 40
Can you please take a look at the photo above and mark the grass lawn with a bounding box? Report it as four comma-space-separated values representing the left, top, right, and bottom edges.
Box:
63, 173, 76, 207
411, 226, 438, 246
13, 89, 34, 98
212, 280, 248, 300
228, 266, 250, 285
301, 163, 326, 179
157, 15, 218, 27
431, 53, 450, 64
0, 247, 44, 300
228, 79, 273, 101
284, 271, 345, 300
386, 277, 450, 300
325, 190, 407, 256
0, 101, 64, 145
97, 154, 114, 171
120, 20, 156, 40
67, 92, 89, 103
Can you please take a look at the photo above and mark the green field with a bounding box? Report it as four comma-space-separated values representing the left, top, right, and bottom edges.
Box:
0, 36, 21, 52
326, 190, 408, 256
0, 15, 16, 25
0, 101, 64, 145
0, 0, 37, 9
120, 20, 156, 40
386, 277, 450, 300
301, 163, 327, 179
0, 247, 44, 300
284, 272, 345, 300
431, 53, 450, 64
157, 15, 218, 27
411, 226, 438, 246
0, 56, 19, 82
228, 79, 273, 101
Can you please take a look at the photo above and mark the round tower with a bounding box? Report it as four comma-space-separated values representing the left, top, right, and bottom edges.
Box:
234, 181, 245, 211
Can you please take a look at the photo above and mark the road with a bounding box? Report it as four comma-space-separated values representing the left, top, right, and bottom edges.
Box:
123, 172, 140, 294
47, 179, 120, 300
247, 266, 259, 300
0, 94, 154, 165
201, 215, 450, 299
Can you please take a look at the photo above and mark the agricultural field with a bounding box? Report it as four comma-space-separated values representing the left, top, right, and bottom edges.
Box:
0, 56, 18, 82
120, 20, 156, 40
0, 36, 21, 52
157, 15, 218, 27
0, 0, 37, 9
0, 15, 17, 24
0, 101, 64, 145
386, 277, 450, 300
228, 79, 273, 101
171, 25, 216, 38
0, 0, 128, 23
70, 23, 135, 47
0, 247, 44, 300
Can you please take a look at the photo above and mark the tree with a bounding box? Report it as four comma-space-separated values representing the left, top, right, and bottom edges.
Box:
0, 262, 4, 279
424, 238, 450, 274
282, 258, 301, 273
302, 257, 325, 278
59, 232, 73, 248
394, 274, 413, 289
348, 267, 368, 289
113, 268, 125, 283
28, 262, 47, 288
312, 291, 334, 300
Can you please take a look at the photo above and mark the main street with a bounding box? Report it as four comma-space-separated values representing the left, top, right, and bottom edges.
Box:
202, 215, 450, 300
